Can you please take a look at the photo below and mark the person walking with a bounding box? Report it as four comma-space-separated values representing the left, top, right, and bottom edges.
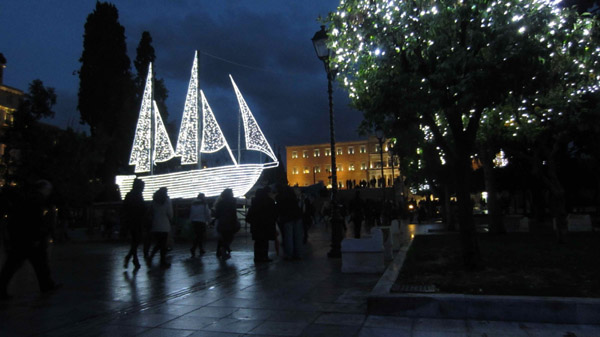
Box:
189, 193, 210, 257
147, 187, 173, 268
122, 179, 146, 269
0, 180, 61, 300
214, 188, 239, 260
275, 185, 303, 260
246, 187, 277, 262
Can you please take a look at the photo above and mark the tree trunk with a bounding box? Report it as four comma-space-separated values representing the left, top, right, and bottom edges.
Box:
482, 151, 505, 234
455, 153, 483, 270
546, 160, 568, 244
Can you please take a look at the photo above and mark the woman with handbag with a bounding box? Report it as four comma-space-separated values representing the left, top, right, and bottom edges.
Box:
214, 188, 238, 260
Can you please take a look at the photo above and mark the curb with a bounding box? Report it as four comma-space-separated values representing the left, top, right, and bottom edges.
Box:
368, 239, 600, 324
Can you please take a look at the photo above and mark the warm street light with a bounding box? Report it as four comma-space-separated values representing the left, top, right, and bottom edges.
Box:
312, 25, 342, 258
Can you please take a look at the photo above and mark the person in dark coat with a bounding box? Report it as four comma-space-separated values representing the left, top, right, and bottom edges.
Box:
0, 180, 61, 300
214, 188, 238, 259
246, 187, 277, 262
122, 179, 146, 269
349, 191, 365, 238
275, 185, 303, 260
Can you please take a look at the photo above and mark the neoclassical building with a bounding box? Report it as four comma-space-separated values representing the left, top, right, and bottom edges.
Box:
286, 137, 400, 189
0, 54, 25, 185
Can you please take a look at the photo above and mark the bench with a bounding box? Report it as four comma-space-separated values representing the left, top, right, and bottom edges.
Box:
341, 228, 385, 273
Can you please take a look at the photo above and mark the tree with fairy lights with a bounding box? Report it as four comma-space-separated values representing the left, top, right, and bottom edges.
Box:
328, 0, 600, 268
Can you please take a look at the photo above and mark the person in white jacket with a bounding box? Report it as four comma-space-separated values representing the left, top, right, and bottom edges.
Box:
148, 187, 173, 268
189, 193, 211, 257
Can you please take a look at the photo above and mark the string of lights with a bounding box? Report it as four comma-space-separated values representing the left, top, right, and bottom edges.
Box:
129, 63, 154, 173
175, 51, 200, 165
230, 75, 277, 162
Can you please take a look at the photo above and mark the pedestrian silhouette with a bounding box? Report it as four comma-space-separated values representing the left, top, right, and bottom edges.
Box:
214, 188, 239, 260
122, 179, 146, 269
275, 186, 303, 260
246, 187, 277, 262
189, 193, 210, 257
147, 187, 173, 268
0, 180, 61, 300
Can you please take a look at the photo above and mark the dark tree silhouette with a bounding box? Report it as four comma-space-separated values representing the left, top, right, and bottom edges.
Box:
78, 1, 136, 186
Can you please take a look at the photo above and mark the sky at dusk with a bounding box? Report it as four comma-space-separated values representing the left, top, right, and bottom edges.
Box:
0, 0, 365, 154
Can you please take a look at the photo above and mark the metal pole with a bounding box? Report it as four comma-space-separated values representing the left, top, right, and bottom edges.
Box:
325, 61, 342, 258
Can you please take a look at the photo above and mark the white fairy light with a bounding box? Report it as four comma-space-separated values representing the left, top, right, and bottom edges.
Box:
129, 63, 154, 173
116, 163, 272, 200
175, 51, 199, 165
153, 100, 175, 163
229, 75, 278, 162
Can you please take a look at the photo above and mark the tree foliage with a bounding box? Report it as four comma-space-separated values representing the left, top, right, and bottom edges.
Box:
78, 1, 136, 184
328, 0, 600, 266
134, 31, 169, 122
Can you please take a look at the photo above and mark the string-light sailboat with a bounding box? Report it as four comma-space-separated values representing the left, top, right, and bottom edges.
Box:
115, 52, 279, 200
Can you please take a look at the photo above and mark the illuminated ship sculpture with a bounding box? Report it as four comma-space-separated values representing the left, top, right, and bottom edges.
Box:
115, 52, 278, 200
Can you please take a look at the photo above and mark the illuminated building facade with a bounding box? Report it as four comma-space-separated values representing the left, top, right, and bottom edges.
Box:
286, 137, 400, 189
0, 54, 25, 185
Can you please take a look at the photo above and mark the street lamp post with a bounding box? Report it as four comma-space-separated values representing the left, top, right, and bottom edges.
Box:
312, 25, 342, 258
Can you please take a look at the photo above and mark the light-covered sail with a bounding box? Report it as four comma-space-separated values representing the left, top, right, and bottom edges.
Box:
230, 75, 277, 162
200, 90, 228, 153
129, 64, 154, 173
175, 51, 199, 165
153, 100, 175, 163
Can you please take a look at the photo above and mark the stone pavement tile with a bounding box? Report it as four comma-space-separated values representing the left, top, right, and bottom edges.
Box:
110, 312, 180, 328
266, 310, 320, 323
246, 321, 309, 336
363, 315, 413, 332
519, 322, 600, 337
167, 294, 222, 307
314, 312, 366, 326
201, 318, 263, 334
230, 308, 277, 320
137, 327, 196, 337
206, 297, 262, 309
189, 332, 242, 337
159, 315, 218, 330
413, 318, 468, 333
43, 321, 149, 337
298, 323, 360, 337
186, 306, 239, 318
358, 326, 411, 337
412, 331, 467, 337
143, 303, 202, 316
315, 302, 367, 313
466, 320, 529, 337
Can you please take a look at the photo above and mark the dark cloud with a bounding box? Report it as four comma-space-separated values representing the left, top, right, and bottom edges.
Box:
2, 0, 364, 154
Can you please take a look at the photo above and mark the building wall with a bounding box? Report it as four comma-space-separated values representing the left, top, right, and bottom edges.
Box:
286, 137, 400, 189
0, 59, 25, 186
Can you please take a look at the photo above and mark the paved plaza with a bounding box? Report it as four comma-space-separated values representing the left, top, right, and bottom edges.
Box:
1, 222, 599, 337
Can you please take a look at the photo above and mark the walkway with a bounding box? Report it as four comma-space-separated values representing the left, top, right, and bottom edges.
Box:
1, 222, 599, 336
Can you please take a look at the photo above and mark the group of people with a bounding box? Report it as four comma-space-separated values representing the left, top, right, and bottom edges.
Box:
120, 180, 315, 269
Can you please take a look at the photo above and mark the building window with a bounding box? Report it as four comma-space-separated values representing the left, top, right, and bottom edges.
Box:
292, 167, 298, 175
326, 165, 331, 173
348, 147, 354, 155
314, 166, 321, 173
349, 163, 355, 171
375, 144, 381, 153
303, 167, 310, 174
314, 149, 320, 157
291, 151, 298, 159
361, 162, 367, 170
337, 148, 343, 155
360, 145, 367, 153
337, 165, 343, 172
325, 148, 331, 156
303, 150, 308, 158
